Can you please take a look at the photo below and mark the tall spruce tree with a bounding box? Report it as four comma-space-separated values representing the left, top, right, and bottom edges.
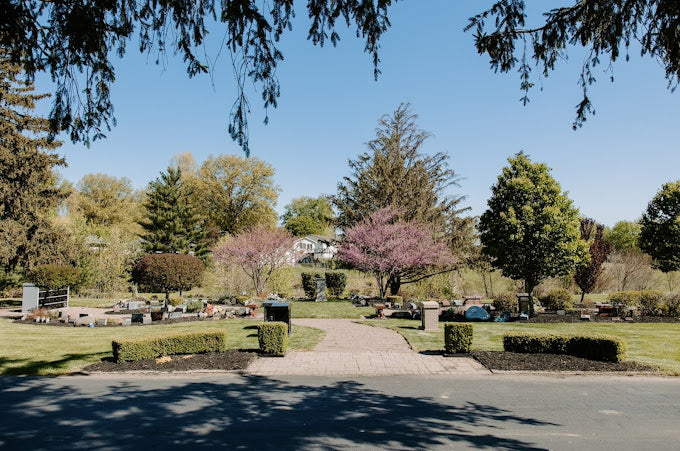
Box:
140, 167, 207, 258
0, 51, 67, 274
333, 103, 471, 294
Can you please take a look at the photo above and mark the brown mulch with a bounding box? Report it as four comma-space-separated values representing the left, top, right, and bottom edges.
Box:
83, 350, 257, 373
472, 351, 661, 373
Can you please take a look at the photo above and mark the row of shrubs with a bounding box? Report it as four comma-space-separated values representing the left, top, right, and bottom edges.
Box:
493, 289, 680, 317
503, 332, 626, 362
301, 272, 348, 298
112, 331, 227, 362
111, 323, 291, 363
443, 324, 626, 363
609, 291, 680, 317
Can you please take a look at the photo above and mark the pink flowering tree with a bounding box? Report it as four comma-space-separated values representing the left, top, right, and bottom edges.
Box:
213, 225, 299, 296
338, 207, 456, 298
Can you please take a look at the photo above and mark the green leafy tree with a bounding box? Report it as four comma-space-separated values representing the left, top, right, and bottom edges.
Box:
281, 196, 334, 236
0, 51, 67, 274
639, 180, 680, 273
479, 153, 588, 314
193, 154, 279, 235
74, 173, 141, 233
140, 167, 207, 258
131, 253, 205, 301
607, 221, 642, 252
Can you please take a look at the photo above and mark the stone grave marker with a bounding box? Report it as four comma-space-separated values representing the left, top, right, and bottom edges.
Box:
315, 277, 327, 302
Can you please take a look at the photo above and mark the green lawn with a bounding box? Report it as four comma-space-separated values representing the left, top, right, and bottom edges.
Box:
290, 300, 374, 318
367, 319, 680, 375
0, 318, 324, 376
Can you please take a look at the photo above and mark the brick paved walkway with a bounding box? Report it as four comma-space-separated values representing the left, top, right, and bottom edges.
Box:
247, 319, 490, 376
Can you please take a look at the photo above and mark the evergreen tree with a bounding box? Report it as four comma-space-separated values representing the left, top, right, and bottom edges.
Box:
0, 51, 67, 274
140, 167, 207, 258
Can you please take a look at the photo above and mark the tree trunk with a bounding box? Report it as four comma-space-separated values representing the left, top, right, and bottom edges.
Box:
580, 291, 586, 304
388, 274, 401, 296
525, 280, 536, 317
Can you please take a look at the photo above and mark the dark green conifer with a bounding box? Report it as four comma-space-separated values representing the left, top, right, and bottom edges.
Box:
140, 167, 207, 259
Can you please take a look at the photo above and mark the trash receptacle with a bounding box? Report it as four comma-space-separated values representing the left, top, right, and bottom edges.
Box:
263, 301, 291, 334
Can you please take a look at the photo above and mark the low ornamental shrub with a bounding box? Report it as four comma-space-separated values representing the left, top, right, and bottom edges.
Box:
167, 297, 184, 306
185, 300, 203, 313
492, 292, 516, 314
637, 290, 665, 316
665, 294, 680, 317
503, 332, 627, 363
325, 271, 347, 297
28, 264, 80, 290
301, 272, 321, 299
112, 331, 226, 362
444, 323, 473, 354
258, 322, 288, 356
539, 288, 573, 310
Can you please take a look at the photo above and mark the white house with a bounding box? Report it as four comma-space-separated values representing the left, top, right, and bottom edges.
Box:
293, 235, 338, 263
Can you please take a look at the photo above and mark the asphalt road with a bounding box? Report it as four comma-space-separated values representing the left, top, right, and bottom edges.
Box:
0, 373, 678, 450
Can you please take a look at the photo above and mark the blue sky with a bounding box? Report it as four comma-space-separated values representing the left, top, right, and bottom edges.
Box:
40, 1, 679, 227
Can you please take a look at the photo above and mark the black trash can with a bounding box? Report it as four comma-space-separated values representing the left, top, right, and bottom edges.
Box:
263, 301, 291, 334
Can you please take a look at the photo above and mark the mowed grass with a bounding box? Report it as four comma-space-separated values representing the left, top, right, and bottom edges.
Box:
290, 300, 374, 319
0, 318, 324, 376
367, 319, 680, 375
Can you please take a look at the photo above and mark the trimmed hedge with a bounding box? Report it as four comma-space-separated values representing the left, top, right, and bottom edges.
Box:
112, 331, 226, 363
503, 332, 627, 363
444, 323, 473, 354
258, 322, 288, 356
325, 271, 347, 297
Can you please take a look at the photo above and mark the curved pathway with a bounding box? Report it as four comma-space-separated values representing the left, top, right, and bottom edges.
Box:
247, 319, 489, 376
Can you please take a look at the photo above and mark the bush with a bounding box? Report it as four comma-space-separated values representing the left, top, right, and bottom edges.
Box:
665, 294, 680, 317
112, 331, 226, 362
167, 297, 184, 306
492, 292, 516, 314
301, 272, 321, 299
325, 271, 348, 297
503, 332, 627, 362
610, 290, 666, 316
185, 300, 203, 313
539, 288, 573, 310
28, 264, 80, 290
637, 290, 665, 316
444, 323, 473, 354
258, 322, 288, 356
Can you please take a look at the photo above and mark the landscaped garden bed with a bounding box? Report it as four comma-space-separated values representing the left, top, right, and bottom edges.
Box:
83, 350, 256, 373
472, 351, 660, 373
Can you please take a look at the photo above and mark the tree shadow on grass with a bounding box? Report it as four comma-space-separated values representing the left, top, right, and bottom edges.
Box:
0, 375, 556, 449
0, 352, 110, 376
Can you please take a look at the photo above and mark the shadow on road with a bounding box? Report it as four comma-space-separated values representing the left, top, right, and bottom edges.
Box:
0, 375, 556, 449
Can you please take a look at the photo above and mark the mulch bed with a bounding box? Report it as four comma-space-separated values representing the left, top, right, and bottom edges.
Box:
472, 351, 661, 373
83, 350, 257, 373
